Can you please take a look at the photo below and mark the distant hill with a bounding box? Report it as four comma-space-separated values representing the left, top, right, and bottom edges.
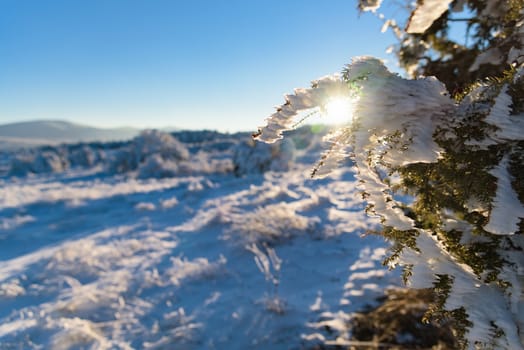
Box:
0, 120, 140, 148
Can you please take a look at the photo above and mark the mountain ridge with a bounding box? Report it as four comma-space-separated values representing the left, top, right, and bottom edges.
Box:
0, 120, 141, 148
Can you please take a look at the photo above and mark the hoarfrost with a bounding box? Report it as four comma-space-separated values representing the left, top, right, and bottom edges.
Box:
406, 0, 453, 34
484, 156, 524, 235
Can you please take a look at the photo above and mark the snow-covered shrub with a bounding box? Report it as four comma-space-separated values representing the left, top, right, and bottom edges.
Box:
7, 143, 108, 176
133, 129, 189, 163
33, 151, 68, 173
8, 150, 68, 176
106, 130, 190, 178
225, 202, 320, 244
255, 54, 524, 348
105, 148, 137, 174
67, 145, 101, 168
137, 154, 179, 179
232, 138, 295, 176
175, 150, 233, 175
8, 154, 35, 176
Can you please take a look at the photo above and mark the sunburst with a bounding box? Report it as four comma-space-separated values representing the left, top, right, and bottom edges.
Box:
321, 96, 356, 125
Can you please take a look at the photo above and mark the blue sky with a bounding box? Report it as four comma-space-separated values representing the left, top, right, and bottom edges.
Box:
0, 0, 398, 132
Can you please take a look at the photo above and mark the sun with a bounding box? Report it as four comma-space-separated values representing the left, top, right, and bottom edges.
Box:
321, 96, 356, 125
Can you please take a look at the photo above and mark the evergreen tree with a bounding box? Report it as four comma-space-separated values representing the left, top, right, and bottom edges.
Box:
254, 1, 524, 348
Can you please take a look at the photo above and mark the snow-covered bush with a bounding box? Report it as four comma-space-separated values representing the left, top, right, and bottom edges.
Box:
33, 151, 68, 173
137, 154, 179, 179
8, 154, 35, 176
106, 130, 190, 177
4, 129, 238, 178
232, 138, 295, 176
67, 145, 102, 168
177, 151, 234, 175
255, 1, 524, 345
226, 202, 320, 244
106, 148, 137, 174
9, 150, 68, 176
133, 129, 189, 163
7, 143, 107, 176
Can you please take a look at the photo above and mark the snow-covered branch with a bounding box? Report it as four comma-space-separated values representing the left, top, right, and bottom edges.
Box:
255, 56, 524, 348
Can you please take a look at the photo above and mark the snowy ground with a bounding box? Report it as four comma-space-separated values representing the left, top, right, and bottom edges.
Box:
0, 131, 401, 349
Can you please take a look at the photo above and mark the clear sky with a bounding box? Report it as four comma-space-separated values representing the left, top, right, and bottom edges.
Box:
0, 0, 398, 132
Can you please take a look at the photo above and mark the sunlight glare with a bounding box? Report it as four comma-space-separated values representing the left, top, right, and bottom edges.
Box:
322, 97, 356, 125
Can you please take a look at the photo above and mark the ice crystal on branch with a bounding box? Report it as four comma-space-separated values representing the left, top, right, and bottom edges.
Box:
253, 75, 350, 143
